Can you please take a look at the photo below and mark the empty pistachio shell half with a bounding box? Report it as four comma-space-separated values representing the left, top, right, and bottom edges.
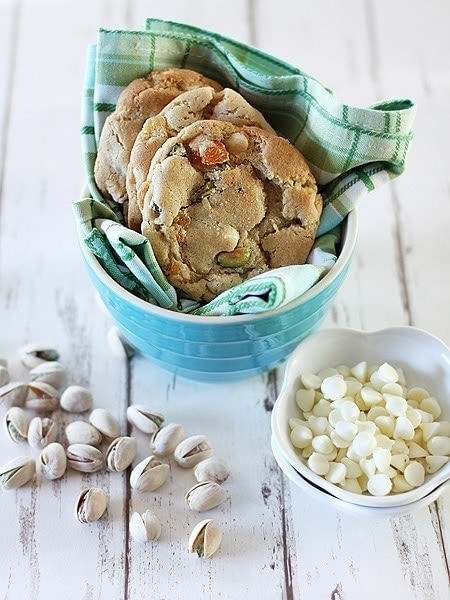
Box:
76, 488, 108, 523
185, 481, 227, 512
0, 382, 28, 408
25, 382, 60, 412
189, 519, 223, 558
66, 443, 104, 473
130, 455, 170, 492
106, 436, 137, 472
60, 385, 93, 413
4, 406, 29, 442
151, 423, 185, 457
18, 344, 59, 369
0, 455, 36, 490
27, 416, 58, 450
126, 405, 164, 435
89, 408, 120, 439
174, 435, 213, 468
29, 361, 66, 388
194, 457, 231, 484
0, 364, 10, 387
130, 510, 162, 542
65, 421, 102, 446
39, 442, 67, 480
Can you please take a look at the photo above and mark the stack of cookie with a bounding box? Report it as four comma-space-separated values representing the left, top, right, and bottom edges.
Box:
94, 68, 322, 302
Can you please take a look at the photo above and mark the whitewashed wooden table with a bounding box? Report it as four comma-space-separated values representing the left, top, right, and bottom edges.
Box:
1, 1, 449, 599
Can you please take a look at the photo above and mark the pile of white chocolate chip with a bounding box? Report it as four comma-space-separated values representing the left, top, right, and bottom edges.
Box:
289, 361, 450, 497
0, 342, 230, 558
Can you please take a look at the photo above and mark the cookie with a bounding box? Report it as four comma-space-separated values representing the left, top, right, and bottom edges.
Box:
126, 86, 275, 231
93, 68, 223, 209
141, 120, 322, 302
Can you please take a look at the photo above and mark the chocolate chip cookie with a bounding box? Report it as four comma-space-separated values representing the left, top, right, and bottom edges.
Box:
126, 86, 275, 231
141, 119, 323, 302
94, 68, 223, 209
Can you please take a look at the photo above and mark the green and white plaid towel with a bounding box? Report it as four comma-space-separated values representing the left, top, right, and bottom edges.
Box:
75, 19, 416, 315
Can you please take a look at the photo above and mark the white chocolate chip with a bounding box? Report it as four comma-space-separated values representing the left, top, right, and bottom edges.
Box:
295, 388, 315, 412
420, 397, 442, 420
307, 453, 330, 476
404, 461, 425, 487
367, 473, 392, 496
372, 447, 391, 472
376, 362, 399, 384
340, 400, 360, 422
290, 425, 313, 449
321, 375, 347, 401
352, 431, 377, 458
325, 462, 346, 484
350, 361, 367, 383
427, 435, 450, 456
311, 434, 334, 455
384, 395, 408, 417
394, 416, 415, 440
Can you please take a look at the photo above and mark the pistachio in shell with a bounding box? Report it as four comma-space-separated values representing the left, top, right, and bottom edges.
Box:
105, 436, 137, 472
89, 408, 120, 439
0, 455, 36, 490
27, 416, 58, 450
129, 455, 170, 492
189, 519, 223, 558
4, 406, 29, 442
25, 382, 60, 412
76, 487, 108, 523
40, 442, 67, 480
66, 443, 104, 473
130, 510, 161, 542
174, 435, 213, 468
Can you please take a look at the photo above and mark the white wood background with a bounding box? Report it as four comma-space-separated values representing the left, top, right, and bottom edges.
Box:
1, 1, 449, 599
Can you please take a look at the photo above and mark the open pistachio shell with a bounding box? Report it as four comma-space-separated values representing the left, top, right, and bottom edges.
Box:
4, 406, 29, 442
174, 435, 213, 468
66, 444, 104, 473
189, 519, 223, 558
18, 344, 59, 369
151, 423, 185, 457
0, 455, 36, 490
25, 382, 60, 412
40, 442, 67, 480
27, 416, 58, 450
126, 405, 164, 435
0, 382, 28, 408
105, 436, 137, 472
130, 510, 161, 542
129, 455, 170, 492
29, 361, 66, 388
185, 481, 227, 512
76, 488, 108, 523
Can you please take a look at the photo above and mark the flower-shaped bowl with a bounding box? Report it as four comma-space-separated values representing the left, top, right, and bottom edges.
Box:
271, 327, 450, 508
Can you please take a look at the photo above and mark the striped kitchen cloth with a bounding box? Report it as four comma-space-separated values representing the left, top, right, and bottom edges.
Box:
77, 20, 416, 315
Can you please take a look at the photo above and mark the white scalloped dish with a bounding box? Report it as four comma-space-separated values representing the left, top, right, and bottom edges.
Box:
271, 327, 450, 509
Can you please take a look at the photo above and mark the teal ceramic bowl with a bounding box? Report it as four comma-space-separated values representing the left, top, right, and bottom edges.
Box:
78, 211, 358, 381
